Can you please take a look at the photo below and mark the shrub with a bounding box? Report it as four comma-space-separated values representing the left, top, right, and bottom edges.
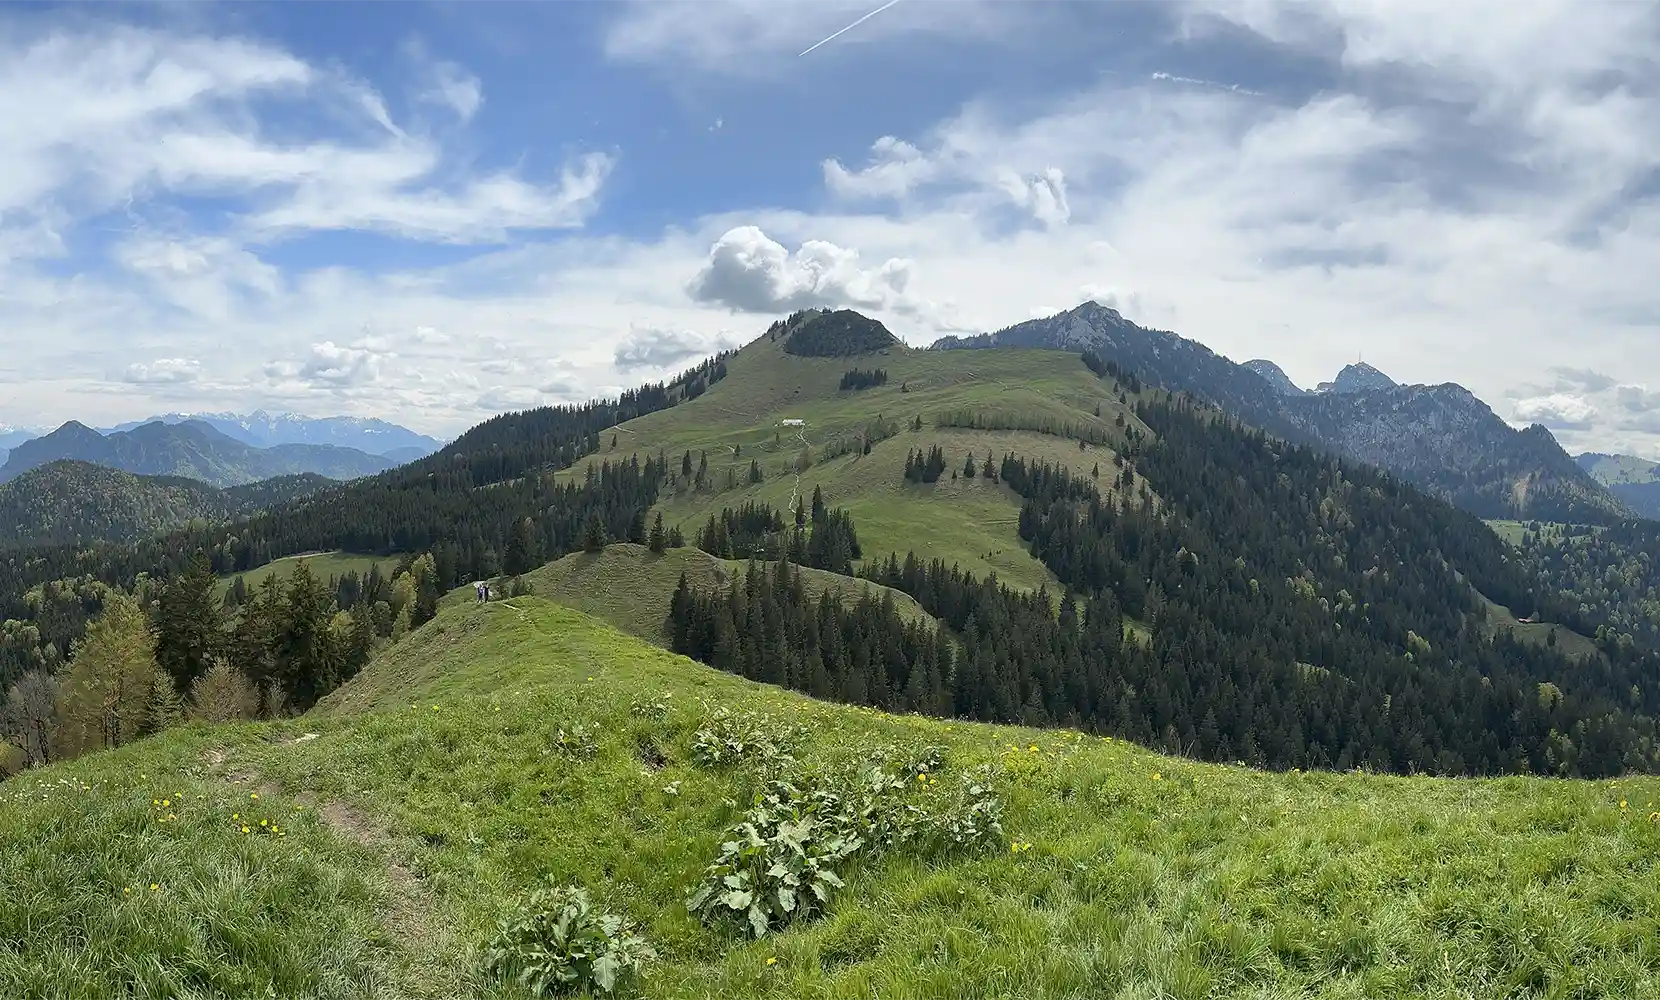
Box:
482, 881, 656, 996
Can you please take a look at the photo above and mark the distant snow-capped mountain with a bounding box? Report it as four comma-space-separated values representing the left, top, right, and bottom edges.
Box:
101, 411, 443, 458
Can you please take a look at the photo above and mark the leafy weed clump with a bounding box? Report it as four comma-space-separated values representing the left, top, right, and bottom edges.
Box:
553, 723, 599, 760
687, 758, 1005, 938
689, 707, 805, 771
481, 881, 656, 997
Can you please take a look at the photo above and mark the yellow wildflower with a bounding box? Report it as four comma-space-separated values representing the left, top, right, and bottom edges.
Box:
261, 819, 269, 826
150, 883, 159, 891
766, 957, 778, 966
241, 826, 251, 834
1151, 772, 1162, 781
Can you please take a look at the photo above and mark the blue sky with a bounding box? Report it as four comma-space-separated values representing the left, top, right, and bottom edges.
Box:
2, 1, 1659, 455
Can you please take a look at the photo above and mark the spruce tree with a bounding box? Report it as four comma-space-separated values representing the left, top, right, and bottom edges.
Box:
649, 512, 667, 553
582, 511, 609, 553
154, 552, 224, 693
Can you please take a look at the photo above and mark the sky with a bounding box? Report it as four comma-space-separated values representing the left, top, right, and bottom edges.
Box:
1, 0, 1658, 455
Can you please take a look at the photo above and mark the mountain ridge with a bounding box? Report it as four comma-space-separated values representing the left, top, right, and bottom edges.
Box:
0, 419, 397, 488
101, 410, 442, 458
0, 460, 329, 550
932, 301, 1632, 523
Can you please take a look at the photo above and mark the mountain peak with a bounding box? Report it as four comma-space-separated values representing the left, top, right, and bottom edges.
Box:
1242, 359, 1306, 396
1316, 362, 1397, 395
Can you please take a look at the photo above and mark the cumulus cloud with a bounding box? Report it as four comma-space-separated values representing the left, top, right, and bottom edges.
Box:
824, 137, 939, 200
1512, 393, 1598, 431
266, 342, 388, 388
687, 226, 921, 315
123, 358, 202, 385
613, 327, 733, 371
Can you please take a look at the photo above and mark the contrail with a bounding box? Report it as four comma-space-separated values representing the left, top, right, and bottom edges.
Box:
799, 0, 903, 57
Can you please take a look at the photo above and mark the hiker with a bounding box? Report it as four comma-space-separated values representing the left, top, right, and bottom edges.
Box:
474, 581, 486, 603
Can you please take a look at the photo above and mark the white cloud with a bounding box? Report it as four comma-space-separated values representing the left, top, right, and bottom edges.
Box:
686, 225, 924, 315
1512, 393, 1597, 431
0, 23, 610, 250
614, 327, 733, 372
824, 137, 938, 200
423, 61, 483, 121
123, 358, 202, 385
266, 341, 388, 389
1000, 167, 1070, 227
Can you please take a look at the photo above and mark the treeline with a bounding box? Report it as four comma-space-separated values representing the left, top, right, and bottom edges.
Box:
839, 368, 889, 391
694, 491, 861, 576
932, 408, 1116, 446
668, 559, 952, 714
1081, 348, 1143, 393
1, 553, 439, 773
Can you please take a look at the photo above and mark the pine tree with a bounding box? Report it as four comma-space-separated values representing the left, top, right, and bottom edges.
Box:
276, 561, 343, 712
582, 511, 609, 553
749, 458, 763, 484
154, 552, 224, 693
649, 512, 667, 553
143, 672, 184, 736
681, 450, 693, 477
964, 454, 977, 478
668, 525, 686, 548
506, 516, 540, 576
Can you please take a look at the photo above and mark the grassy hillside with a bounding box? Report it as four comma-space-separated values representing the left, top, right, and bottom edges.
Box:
445, 543, 933, 639
577, 336, 1151, 593
7, 600, 1660, 998
218, 551, 404, 598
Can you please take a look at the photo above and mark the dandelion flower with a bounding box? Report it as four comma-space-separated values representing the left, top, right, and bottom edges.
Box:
242, 826, 251, 834
261, 819, 268, 826
250, 793, 259, 800
1152, 772, 1162, 781
167, 814, 176, 821
123, 887, 131, 895
1620, 800, 1629, 810
153, 799, 160, 806
766, 957, 778, 966
233, 813, 239, 820
150, 883, 159, 891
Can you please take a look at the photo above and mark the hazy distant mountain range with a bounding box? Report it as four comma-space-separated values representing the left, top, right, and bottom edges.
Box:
0, 411, 441, 470
0, 420, 398, 488
934, 301, 1634, 523
100, 410, 443, 458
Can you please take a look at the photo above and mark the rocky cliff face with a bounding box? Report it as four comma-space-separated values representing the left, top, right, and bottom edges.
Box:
932, 302, 1633, 523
